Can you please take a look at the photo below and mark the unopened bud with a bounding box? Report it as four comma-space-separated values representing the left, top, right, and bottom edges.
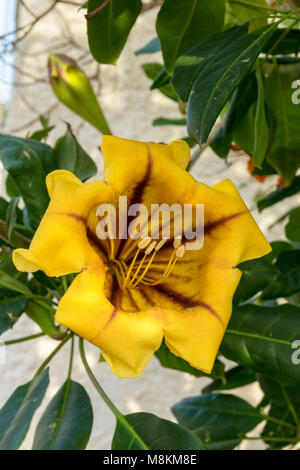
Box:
48, 53, 111, 135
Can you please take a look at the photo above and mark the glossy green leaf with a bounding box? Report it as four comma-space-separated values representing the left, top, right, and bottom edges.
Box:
222, 304, 300, 386
0, 135, 56, 229
187, 24, 277, 144
172, 394, 262, 450
54, 124, 97, 182
156, 0, 225, 74
0, 369, 49, 450
87, 0, 142, 64
261, 250, 300, 300
263, 62, 300, 184
135, 37, 161, 55
203, 366, 256, 394
258, 176, 300, 211
253, 67, 269, 167
285, 208, 300, 242
210, 72, 257, 158
33, 380, 93, 450
112, 412, 205, 450
233, 258, 278, 304
155, 341, 225, 379
0, 294, 27, 335
172, 25, 249, 103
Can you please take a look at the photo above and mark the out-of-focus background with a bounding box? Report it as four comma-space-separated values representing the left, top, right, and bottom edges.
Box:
0, 0, 299, 450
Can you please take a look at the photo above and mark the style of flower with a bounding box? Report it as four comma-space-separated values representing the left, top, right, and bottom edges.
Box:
13, 136, 271, 377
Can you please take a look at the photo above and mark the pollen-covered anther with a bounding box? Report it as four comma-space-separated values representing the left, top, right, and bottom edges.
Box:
155, 238, 168, 251
173, 236, 182, 249
145, 241, 157, 256
175, 244, 185, 258
138, 236, 151, 250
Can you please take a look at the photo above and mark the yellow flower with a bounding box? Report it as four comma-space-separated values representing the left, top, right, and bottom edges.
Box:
13, 136, 271, 378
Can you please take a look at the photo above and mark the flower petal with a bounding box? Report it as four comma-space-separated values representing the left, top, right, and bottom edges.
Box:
13, 170, 115, 277
56, 262, 164, 377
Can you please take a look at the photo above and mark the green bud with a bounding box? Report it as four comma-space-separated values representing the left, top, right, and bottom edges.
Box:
48, 53, 111, 135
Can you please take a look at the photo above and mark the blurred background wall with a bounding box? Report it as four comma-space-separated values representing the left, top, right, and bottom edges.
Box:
0, 0, 299, 450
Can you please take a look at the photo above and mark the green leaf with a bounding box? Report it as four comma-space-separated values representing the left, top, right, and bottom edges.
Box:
0, 369, 49, 450
5, 174, 21, 199
6, 197, 20, 241
153, 118, 186, 127
112, 412, 205, 450
253, 67, 269, 167
156, 0, 225, 74
172, 24, 249, 103
187, 23, 277, 144
0, 294, 27, 335
141, 63, 178, 101
0, 270, 31, 296
54, 124, 97, 181
261, 250, 300, 300
285, 208, 300, 243
0, 135, 57, 228
262, 29, 300, 55
203, 366, 256, 394
222, 303, 300, 386
33, 380, 93, 450
263, 62, 300, 184
230, 0, 268, 31
210, 72, 257, 158
258, 176, 300, 211
233, 258, 278, 304
135, 37, 161, 55
87, 0, 142, 64
172, 394, 262, 450
155, 340, 225, 379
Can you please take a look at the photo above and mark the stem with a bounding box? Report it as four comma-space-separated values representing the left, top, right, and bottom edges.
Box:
33, 333, 72, 380
86, 0, 111, 21
67, 335, 74, 380
78, 337, 148, 449
4, 332, 45, 346
280, 384, 300, 429
260, 412, 297, 431
229, 0, 292, 15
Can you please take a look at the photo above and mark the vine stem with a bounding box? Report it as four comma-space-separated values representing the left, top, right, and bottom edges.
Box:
86, 0, 111, 20
78, 337, 148, 450
32, 333, 72, 381
4, 332, 45, 346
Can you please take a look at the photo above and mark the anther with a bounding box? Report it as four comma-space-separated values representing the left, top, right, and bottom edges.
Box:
155, 238, 168, 251
145, 241, 157, 256
138, 237, 151, 250
175, 245, 185, 258
173, 236, 182, 249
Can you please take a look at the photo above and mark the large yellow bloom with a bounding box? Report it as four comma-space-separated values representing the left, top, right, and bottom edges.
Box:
13, 136, 271, 378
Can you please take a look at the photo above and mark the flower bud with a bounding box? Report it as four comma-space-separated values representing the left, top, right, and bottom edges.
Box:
48, 53, 111, 134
